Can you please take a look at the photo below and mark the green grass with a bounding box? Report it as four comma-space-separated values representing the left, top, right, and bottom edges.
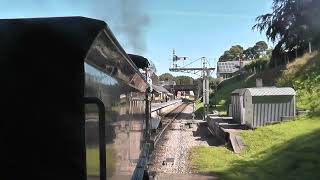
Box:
215, 104, 227, 116
194, 100, 204, 118
184, 96, 195, 101
195, 99, 203, 111
194, 99, 219, 118
86, 147, 116, 177
190, 115, 320, 180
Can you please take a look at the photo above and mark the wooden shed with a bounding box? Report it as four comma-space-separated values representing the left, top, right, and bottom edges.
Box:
230, 87, 296, 128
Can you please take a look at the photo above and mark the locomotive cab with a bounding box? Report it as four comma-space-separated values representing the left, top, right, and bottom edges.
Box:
0, 17, 150, 180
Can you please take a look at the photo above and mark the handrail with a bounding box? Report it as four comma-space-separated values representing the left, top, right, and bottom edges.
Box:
84, 97, 106, 180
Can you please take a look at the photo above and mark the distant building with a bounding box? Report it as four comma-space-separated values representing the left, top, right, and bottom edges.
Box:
152, 84, 175, 102
217, 60, 252, 78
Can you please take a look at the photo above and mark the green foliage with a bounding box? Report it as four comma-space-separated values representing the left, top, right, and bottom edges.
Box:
243, 47, 255, 60
159, 73, 174, 81
244, 56, 270, 73
219, 41, 268, 62
253, 41, 268, 52
253, 0, 320, 63
243, 41, 269, 60
159, 73, 195, 85
174, 75, 194, 85
220, 41, 269, 62
190, 115, 320, 180
219, 45, 244, 61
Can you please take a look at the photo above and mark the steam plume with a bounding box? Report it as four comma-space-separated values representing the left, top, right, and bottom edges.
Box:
116, 0, 150, 54
88, 0, 149, 53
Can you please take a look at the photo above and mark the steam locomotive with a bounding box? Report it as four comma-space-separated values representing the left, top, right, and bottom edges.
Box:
0, 17, 151, 180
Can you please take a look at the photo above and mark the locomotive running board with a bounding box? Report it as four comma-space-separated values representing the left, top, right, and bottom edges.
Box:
131, 143, 151, 180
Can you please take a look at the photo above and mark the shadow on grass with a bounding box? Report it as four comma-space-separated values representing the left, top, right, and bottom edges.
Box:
217, 129, 320, 180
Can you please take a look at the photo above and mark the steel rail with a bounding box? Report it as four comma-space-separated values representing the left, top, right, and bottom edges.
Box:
153, 103, 189, 146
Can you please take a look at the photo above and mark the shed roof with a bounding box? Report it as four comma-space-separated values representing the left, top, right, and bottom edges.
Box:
245, 87, 296, 96
231, 89, 246, 95
232, 87, 296, 96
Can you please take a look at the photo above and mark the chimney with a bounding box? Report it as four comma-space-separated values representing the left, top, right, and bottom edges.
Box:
256, 78, 263, 87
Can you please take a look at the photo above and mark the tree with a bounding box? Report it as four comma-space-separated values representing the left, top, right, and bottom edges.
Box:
253, 0, 320, 65
243, 41, 269, 60
253, 41, 268, 53
219, 50, 233, 61
219, 45, 244, 61
243, 47, 255, 60
229, 45, 244, 57
174, 76, 194, 85
159, 73, 174, 81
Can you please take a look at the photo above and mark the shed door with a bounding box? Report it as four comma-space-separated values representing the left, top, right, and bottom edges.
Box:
239, 96, 245, 124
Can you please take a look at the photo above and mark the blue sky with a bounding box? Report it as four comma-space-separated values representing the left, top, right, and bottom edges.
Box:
0, 0, 273, 77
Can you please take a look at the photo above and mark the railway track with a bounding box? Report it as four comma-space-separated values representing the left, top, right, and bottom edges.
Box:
148, 102, 211, 176
151, 102, 189, 147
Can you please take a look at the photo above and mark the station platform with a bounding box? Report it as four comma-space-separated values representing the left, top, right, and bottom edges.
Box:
150, 100, 182, 130
151, 100, 182, 112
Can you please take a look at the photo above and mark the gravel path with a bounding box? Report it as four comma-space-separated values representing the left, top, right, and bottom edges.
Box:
149, 103, 219, 175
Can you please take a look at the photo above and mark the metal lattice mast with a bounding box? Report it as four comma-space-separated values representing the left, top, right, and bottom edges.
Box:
169, 49, 215, 120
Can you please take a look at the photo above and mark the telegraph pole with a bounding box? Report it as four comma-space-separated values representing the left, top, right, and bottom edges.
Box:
169, 49, 215, 120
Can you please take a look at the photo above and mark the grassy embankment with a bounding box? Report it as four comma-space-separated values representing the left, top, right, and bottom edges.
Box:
212, 73, 256, 115
194, 98, 216, 118
190, 53, 320, 180
194, 98, 205, 118
212, 62, 285, 114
